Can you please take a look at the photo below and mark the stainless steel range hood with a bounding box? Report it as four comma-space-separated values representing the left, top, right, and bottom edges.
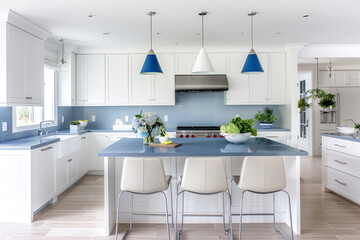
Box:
175, 74, 229, 92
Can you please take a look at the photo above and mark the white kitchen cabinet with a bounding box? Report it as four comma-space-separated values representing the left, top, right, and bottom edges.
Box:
347, 71, 360, 86
32, 144, 56, 211
249, 54, 269, 103
256, 131, 290, 145
129, 54, 175, 105
79, 134, 90, 175
319, 70, 360, 87
0, 23, 44, 105
268, 53, 287, 103
106, 54, 129, 104
209, 54, 227, 74
225, 54, 249, 104
56, 155, 68, 195
90, 133, 109, 171
77, 55, 106, 105
67, 153, 79, 184
58, 52, 77, 106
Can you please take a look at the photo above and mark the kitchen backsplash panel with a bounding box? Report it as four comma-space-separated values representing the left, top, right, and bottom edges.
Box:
72, 92, 280, 130
0, 92, 280, 142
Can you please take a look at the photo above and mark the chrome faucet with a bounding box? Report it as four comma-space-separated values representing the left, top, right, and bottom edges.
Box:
38, 120, 55, 136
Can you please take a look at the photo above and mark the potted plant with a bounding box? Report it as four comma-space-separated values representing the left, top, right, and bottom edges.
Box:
255, 107, 277, 129
298, 88, 336, 113
70, 121, 80, 133
220, 117, 257, 144
344, 119, 360, 139
132, 110, 166, 144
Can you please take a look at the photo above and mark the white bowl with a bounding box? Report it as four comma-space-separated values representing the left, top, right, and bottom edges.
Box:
221, 132, 252, 144
337, 127, 355, 135
159, 136, 169, 143
78, 120, 88, 129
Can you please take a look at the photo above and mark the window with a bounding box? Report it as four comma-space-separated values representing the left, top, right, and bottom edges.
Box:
13, 66, 57, 132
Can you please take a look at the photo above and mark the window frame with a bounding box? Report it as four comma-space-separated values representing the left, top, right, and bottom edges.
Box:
12, 64, 58, 133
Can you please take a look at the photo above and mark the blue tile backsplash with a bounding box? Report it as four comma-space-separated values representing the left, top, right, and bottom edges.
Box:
0, 92, 280, 142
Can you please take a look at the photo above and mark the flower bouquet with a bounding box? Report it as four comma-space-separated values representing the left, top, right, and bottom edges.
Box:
132, 110, 166, 144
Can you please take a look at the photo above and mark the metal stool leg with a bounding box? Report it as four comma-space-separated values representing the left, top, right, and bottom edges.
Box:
180, 191, 185, 234
226, 190, 233, 240
115, 191, 130, 240
222, 192, 228, 234
161, 191, 171, 240
239, 190, 247, 240
170, 180, 174, 229
273, 193, 280, 232
283, 190, 294, 240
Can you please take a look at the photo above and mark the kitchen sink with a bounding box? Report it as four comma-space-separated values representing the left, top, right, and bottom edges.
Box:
42, 134, 81, 158
42, 134, 77, 141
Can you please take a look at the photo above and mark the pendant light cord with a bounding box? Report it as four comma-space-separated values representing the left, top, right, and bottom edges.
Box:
316, 58, 319, 88
201, 14, 204, 47
251, 15, 254, 49
150, 13, 153, 49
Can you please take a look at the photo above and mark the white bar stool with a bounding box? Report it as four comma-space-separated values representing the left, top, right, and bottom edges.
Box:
115, 157, 173, 240
233, 156, 294, 240
175, 157, 233, 240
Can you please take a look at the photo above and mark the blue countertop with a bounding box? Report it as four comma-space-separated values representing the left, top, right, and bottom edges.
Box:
98, 138, 307, 157
0, 136, 60, 150
322, 133, 360, 143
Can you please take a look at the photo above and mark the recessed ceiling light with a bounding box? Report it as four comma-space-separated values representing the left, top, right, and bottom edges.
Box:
240, 32, 247, 35
196, 32, 200, 35
302, 14, 311, 18
88, 14, 97, 18
175, 42, 179, 45
275, 32, 282, 35
102, 32, 110, 35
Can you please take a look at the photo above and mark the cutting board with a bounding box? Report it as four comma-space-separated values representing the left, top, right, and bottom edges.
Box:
149, 143, 182, 148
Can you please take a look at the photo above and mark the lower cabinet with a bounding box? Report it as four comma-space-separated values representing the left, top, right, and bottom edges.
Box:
56, 151, 79, 195
32, 144, 57, 211
256, 131, 290, 145
90, 133, 109, 171
79, 134, 90, 175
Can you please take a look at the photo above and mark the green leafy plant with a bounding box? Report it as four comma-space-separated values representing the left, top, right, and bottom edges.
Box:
255, 107, 277, 123
344, 119, 360, 130
220, 117, 257, 136
298, 88, 336, 113
70, 121, 80, 125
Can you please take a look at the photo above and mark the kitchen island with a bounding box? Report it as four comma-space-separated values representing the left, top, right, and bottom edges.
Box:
99, 138, 307, 236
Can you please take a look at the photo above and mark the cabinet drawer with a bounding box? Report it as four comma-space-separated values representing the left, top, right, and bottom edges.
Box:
325, 149, 360, 178
326, 167, 360, 204
257, 132, 287, 144
325, 137, 360, 156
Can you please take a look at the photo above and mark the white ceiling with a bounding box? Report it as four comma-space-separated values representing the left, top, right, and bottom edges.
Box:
1, 0, 360, 48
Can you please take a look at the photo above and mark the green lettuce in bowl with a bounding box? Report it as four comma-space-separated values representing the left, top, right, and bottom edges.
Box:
220, 117, 257, 144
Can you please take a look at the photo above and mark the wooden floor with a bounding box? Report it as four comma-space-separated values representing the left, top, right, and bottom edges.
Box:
1, 157, 360, 239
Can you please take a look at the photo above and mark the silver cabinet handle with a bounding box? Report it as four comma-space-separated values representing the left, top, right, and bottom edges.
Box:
334, 179, 347, 186
334, 159, 347, 165
41, 146, 53, 151
68, 159, 72, 162
81, 136, 87, 139
334, 144, 347, 148
26, 97, 32, 100
265, 136, 278, 138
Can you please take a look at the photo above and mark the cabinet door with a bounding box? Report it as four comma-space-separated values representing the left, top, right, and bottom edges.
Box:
153, 54, 175, 105
225, 54, 250, 104
129, 54, 152, 104
268, 53, 287, 104
333, 71, 347, 86
67, 153, 78, 184
90, 133, 109, 170
56, 156, 68, 194
86, 55, 106, 104
79, 134, 90, 175
209, 54, 227, 74
174, 54, 196, 74
249, 54, 269, 103
25, 34, 44, 105
106, 54, 129, 104
318, 70, 331, 87
347, 71, 360, 86
32, 144, 56, 210
76, 55, 86, 104
6, 24, 27, 103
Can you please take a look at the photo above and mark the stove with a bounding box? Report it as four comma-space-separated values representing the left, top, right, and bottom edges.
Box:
176, 126, 223, 138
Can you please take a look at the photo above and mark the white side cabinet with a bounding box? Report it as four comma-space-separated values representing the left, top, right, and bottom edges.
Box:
90, 133, 110, 171
129, 54, 175, 105
0, 23, 44, 105
256, 131, 290, 145
77, 55, 106, 105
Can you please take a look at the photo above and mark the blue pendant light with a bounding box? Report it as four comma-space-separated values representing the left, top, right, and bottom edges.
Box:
242, 12, 264, 74
141, 12, 163, 75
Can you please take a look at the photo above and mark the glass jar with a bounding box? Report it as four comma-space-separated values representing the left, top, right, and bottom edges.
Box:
353, 129, 360, 139
143, 135, 155, 144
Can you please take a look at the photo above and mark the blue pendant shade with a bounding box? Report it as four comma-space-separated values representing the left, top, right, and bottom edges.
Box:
241, 49, 264, 74
140, 49, 163, 75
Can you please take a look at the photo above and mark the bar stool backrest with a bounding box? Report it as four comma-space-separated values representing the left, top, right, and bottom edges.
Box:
121, 157, 168, 193
239, 156, 286, 193
181, 157, 228, 194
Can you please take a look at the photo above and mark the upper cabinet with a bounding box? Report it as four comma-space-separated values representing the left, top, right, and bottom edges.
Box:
174, 53, 226, 74
0, 23, 45, 105
58, 52, 77, 106
225, 52, 287, 105
129, 53, 175, 105
319, 70, 360, 87
106, 54, 129, 105
77, 55, 106, 105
